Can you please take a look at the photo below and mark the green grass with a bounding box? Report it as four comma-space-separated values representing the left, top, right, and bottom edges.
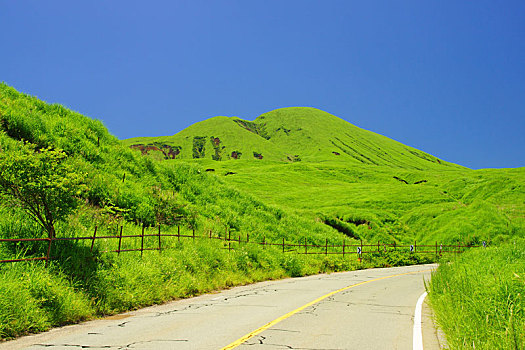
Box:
0, 262, 93, 339
1, 82, 524, 343
172, 159, 525, 245
428, 241, 525, 349
124, 107, 462, 168
123, 105, 523, 245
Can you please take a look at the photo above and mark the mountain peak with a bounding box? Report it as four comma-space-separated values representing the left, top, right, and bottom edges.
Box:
124, 107, 460, 169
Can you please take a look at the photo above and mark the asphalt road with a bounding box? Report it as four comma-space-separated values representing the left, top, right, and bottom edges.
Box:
2, 264, 441, 350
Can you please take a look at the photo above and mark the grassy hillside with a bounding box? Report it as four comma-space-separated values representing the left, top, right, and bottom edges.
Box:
125, 106, 524, 245
124, 107, 462, 169
256, 107, 459, 167
126, 116, 285, 161
200, 160, 525, 245
122, 107, 525, 245
0, 83, 340, 244
1, 83, 392, 339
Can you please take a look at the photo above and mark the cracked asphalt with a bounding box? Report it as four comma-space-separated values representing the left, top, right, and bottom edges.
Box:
1, 264, 440, 350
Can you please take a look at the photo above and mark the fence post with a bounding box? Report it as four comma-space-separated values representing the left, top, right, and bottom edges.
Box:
209, 230, 212, 239
90, 226, 98, 252
342, 240, 345, 257
394, 241, 396, 251
282, 237, 285, 253
360, 239, 363, 255
414, 240, 417, 253
247, 233, 249, 243
192, 227, 195, 242
228, 229, 231, 242
158, 224, 161, 253
325, 238, 328, 255
377, 240, 380, 252
45, 236, 53, 268
305, 237, 307, 255
177, 225, 180, 242
118, 226, 123, 255
141, 223, 145, 257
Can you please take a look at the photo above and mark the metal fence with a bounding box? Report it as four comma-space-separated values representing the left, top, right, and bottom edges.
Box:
0, 225, 479, 266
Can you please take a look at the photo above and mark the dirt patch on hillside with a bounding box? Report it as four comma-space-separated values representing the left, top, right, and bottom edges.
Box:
130, 144, 181, 159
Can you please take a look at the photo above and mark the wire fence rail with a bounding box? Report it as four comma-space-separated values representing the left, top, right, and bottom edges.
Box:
0, 224, 480, 266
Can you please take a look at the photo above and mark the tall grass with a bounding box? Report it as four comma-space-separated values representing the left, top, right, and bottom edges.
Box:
428, 241, 524, 349
0, 262, 93, 339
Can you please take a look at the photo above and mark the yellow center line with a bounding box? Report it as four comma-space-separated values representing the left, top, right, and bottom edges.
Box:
221, 268, 432, 350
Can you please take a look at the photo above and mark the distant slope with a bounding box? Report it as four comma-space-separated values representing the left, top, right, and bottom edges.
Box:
209, 160, 525, 244
257, 107, 458, 168
124, 107, 462, 170
126, 116, 284, 161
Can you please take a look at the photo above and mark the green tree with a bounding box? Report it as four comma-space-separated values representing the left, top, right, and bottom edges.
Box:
0, 144, 85, 238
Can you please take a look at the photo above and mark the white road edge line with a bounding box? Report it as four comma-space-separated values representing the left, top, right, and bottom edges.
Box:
413, 291, 428, 350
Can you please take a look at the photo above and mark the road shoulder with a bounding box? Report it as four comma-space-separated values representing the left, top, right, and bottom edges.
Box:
423, 299, 445, 349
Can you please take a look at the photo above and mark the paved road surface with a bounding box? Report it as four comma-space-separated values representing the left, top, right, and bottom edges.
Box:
2, 264, 441, 349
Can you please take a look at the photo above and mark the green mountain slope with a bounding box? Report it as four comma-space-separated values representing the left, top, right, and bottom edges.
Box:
209, 161, 524, 244
124, 107, 523, 246
124, 107, 461, 169
257, 107, 456, 168
126, 116, 284, 161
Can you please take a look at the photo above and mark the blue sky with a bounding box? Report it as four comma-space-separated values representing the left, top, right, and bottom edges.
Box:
1, 1, 524, 169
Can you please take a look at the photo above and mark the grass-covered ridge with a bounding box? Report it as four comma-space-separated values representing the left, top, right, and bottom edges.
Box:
124, 107, 462, 169
0, 83, 336, 242
123, 105, 525, 245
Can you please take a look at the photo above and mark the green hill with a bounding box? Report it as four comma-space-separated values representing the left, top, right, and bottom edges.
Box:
124, 107, 461, 169
124, 107, 523, 246
126, 116, 284, 161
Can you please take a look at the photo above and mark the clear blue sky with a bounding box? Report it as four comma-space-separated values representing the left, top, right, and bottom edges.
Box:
1, 1, 524, 169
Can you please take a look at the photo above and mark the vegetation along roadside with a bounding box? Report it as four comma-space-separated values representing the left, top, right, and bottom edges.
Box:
428, 241, 524, 349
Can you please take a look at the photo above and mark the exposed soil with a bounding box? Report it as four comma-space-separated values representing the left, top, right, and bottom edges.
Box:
130, 144, 181, 159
